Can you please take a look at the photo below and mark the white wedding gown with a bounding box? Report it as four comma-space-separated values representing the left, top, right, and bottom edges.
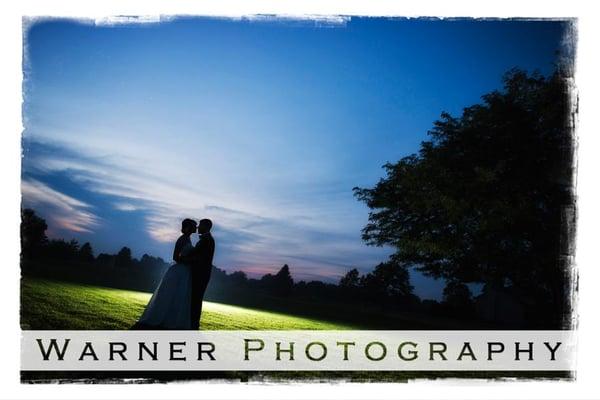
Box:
135, 243, 193, 329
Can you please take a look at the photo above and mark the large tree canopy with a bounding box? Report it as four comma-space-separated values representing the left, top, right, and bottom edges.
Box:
354, 69, 575, 326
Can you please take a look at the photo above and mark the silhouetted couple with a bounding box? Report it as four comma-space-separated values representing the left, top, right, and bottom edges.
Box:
132, 218, 215, 330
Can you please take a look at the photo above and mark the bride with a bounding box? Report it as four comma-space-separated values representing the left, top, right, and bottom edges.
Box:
132, 218, 197, 330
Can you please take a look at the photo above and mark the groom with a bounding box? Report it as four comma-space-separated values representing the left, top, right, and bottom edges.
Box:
181, 218, 215, 330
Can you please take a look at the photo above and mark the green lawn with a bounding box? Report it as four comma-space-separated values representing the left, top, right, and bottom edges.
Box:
20, 278, 358, 330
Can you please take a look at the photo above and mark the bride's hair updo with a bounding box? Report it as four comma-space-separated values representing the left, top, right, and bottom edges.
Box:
181, 218, 197, 232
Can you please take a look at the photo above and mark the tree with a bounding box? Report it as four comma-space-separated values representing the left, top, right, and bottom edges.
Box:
442, 280, 474, 316
273, 264, 294, 297
353, 69, 574, 327
360, 261, 413, 304
229, 271, 248, 286
339, 268, 360, 289
20, 208, 48, 259
261, 264, 294, 297
115, 247, 133, 269
44, 239, 80, 265
96, 253, 115, 269
79, 242, 95, 264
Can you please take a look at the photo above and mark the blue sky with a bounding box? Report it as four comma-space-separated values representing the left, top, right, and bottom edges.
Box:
21, 17, 568, 299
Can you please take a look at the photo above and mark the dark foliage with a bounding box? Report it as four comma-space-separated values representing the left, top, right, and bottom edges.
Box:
20, 209, 433, 327
78, 242, 95, 264
259, 264, 294, 297
442, 281, 475, 317
353, 69, 575, 328
115, 247, 133, 269
20, 208, 47, 260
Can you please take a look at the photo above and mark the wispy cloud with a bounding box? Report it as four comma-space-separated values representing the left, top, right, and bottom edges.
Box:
113, 202, 140, 212
23, 137, 205, 243
22, 137, 391, 279
21, 178, 100, 233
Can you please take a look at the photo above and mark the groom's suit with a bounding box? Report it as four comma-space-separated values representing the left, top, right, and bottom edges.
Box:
185, 232, 215, 330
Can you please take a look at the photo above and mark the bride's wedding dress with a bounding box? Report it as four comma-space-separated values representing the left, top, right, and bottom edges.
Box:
134, 243, 194, 330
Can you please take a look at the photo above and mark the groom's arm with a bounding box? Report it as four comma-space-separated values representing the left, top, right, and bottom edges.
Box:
182, 236, 213, 266
180, 241, 202, 264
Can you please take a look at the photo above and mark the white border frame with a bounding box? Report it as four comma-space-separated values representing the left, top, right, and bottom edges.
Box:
2, 1, 599, 399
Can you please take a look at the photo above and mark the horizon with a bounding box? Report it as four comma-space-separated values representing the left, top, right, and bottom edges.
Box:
21, 17, 568, 299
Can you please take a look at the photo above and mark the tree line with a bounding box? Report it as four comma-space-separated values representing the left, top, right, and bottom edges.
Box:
21, 208, 479, 327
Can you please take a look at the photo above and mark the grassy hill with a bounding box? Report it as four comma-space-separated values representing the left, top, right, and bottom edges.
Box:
20, 278, 359, 330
